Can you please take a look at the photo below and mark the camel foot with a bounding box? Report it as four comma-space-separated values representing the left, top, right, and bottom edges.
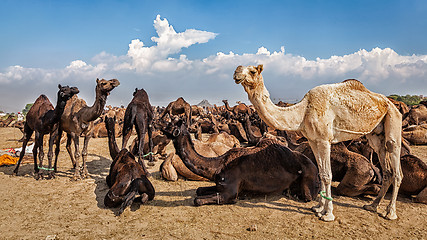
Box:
311, 205, 324, 214
320, 213, 335, 222
34, 172, 43, 180
80, 168, 89, 179
363, 204, 378, 213
140, 193, 149, 204
11, 171, 17, 177
46, 171, 55, 179
194, 198, 203, 206
384, 206, 398, 220
71, 173, 81, 181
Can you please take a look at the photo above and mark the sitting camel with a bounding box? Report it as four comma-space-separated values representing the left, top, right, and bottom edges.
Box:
160, 130, 240, 181
122, 88, 154, 173
234, 64, 402, 221
159, 97, 192, 126
56, 78, 120, 180
158, 118, 319, 205
104, 116, 155, 215
402, 104, 427, 127
13, 85, 79, 179
399, 154, 427, 204
295, 142, 382, 197
402, 124, 427, 145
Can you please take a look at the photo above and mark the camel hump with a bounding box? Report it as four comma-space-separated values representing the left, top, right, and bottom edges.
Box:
342, 79, 368, 92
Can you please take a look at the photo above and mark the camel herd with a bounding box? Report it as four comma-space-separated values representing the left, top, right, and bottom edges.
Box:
7, 65, 427, 221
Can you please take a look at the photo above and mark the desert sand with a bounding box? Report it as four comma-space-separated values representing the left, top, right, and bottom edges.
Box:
0, 127, 426, 239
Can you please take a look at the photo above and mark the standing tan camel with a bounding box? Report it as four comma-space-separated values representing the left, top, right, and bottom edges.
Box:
234, 65, 402, 221
57, 78, 120, 180
159, 97, 192, 126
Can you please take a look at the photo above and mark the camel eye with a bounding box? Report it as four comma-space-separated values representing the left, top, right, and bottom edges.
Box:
250, 69, 257, 74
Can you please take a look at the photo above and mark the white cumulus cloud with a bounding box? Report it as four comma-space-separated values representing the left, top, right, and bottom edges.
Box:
0, 15, 426, 113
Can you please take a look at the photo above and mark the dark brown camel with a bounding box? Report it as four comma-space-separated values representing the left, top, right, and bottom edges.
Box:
56, 78, 120, 180
157, 118, 319, 205
399, 154, 427, 204
105, 116, 155, 215
159, 97, 192, 126
295, 142, 382, 197
237, 113, 262, 146
13, 85, 79, 179
122, 88, 154, 173
222, 99, 252, 116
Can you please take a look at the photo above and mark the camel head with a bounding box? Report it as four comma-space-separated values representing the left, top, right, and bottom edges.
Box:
233, 65, 264, 90
156, 117, 186, 139
57, 84, 80, 101
96, 78, 120, 95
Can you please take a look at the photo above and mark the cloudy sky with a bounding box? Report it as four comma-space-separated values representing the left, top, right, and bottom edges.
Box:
1, 0, 427, 113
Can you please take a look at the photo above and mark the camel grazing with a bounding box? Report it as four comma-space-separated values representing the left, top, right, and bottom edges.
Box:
234, 64, 402, 221
13, 85, 79, 179
104, 116, 155, 215
159, 97, 192, 126
57, 78, 120, 180
122, 88, 154, 173
157, 118, 319, 205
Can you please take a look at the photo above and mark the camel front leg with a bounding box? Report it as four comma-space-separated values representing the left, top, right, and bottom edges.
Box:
71, 133, 81, 180
53, 128, 63, 172
13, 125, 33, 176
32, 132, 42, 180
309, 140, 334, 221
46, 131, 56, 179
80, 134, 91, 179
65, 133, 76, 168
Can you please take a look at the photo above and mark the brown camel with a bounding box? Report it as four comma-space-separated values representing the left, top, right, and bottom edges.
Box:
402, 124, 427, 145
56, 78, 120, 180
160, 129, 240, 181
234, 64, 402, 221
387, 98, 410, 117
402, 104, 427, 127
158, 118, 319, 205
13, 85, 79, 179
399, 154, 427, 204
222, 99, 252, 116
159, 97, 192, 126
295, 142, 382, 197
121, 88, 154, 173
104, 116, 155, 215
237, 113, 262, 146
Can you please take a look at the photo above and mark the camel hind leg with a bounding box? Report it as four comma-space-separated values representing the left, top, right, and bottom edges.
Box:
364, 107, 402, 220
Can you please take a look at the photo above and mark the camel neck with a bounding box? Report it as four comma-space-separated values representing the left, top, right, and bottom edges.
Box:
52, 97, 68, 124
245, 82, 307, 131
241, 116, 260, 144
84, 89, 108, 122
172, 129, 222, 180
106, 121, 119, 160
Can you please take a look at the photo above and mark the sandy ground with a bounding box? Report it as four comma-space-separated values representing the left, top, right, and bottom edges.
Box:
0, 127, 426, 240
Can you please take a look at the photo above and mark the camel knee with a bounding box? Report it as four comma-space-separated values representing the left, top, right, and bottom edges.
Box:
319, 173, 332, 185
386, 139, 398, 153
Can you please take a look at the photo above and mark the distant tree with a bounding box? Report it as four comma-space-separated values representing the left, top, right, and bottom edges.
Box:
388, 94, 423, 106
22, 103, 33, 116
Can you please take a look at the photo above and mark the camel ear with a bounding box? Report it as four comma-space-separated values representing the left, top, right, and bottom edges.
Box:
58, 84, 62, 89
133, 88, 138, 96
257, 64, 263, 73
96, 78, 100, 83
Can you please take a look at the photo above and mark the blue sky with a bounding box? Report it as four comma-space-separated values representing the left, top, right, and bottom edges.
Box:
1, 0, 427, 112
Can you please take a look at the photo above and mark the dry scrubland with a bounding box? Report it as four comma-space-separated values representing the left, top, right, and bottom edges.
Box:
0, 127, 426, 239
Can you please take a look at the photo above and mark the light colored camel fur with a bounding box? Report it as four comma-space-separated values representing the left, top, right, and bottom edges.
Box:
234, 64, 402, 221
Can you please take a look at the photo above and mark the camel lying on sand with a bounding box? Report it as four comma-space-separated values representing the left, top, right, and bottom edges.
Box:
158, 118, 319, 206
104, 117, 155, 215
